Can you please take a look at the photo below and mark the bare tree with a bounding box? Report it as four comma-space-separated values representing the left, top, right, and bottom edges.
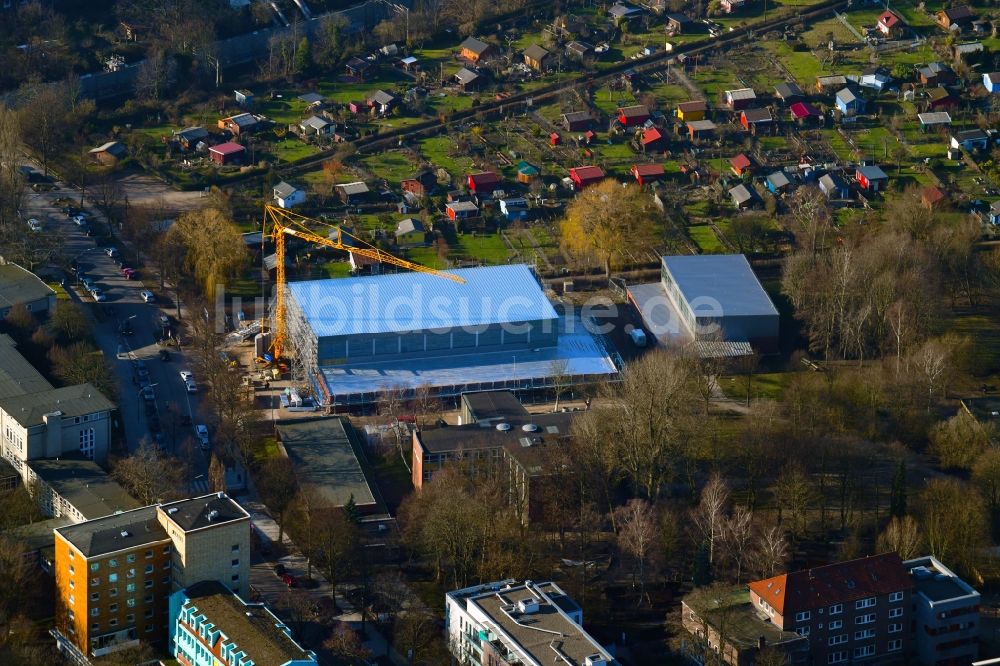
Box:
691, 473, 729, 567
876, 516, 922, 559
751, 525, 789, 578
613, 499, 658, 605
772, 464, 816, 539
723, 506, 754, 583
255, 457, 298, 544
111, 442, 188, 505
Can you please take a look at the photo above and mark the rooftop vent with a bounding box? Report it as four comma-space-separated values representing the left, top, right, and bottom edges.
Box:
207, 509, 219, 521
521, 423, 538, 433
120, 530, 130, 538
517, 598, 539, 615
167, 507, 179, 515
585, 655, 607, 666
495, 423, 511, 432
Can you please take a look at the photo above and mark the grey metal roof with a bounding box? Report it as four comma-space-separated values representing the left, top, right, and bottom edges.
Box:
226, 113, 257, 128
395, 218, 424, 235
662, 254, 779, 318
857, 165, 889, 181
460, 37, 491, 55
917, 111, 952, 125
447, 200, 479, 212
523, 44, 550, 61
298, 92, 324, 104
89, 141, 127, 157
276, 418, 375, 508
609, 2, 642, 17
287, 264, 558, 338
774, 82, 803, 99
817, 75, 847, 87
0, 383, 115, 427
767, 171, 791, 188
28, 457, 139, 520
455, 67, 481, 85
819, 173, 845, 191
729, 184, 754, 204
56, 505, 168, 558
742, 108, 772, 123
687, 119, 717, 131
175, 126, 208, 141
273, 181, 299, 198
562, 111, 591, 123
726, 88, 756, 101
300, 115, 330, 130
159, 493, 249, 532
954, 128, 987, 141
0, 263, 53, 311
337, 181, 370, 196
836, 87, 859, 104
370, 90, 397, 106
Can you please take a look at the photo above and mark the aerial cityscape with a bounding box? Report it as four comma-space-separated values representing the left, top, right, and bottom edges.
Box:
1, 0, 1000, 664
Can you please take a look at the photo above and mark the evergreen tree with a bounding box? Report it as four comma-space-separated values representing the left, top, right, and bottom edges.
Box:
343, 493, 360, 524
890, 459, 907, 518
293, 37, 313, 78
693, 541, 713, 587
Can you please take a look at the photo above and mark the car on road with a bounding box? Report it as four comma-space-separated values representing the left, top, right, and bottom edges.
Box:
140, 290, 155, 303
280, 573, 296, 588
158, 349, 170, 362
179, 371, 193, 382
136, 361, 149, 380
118, 320, 133, 336
141, 385, 155, 401
105, 247, 119, 258
195, 424, 209, 451
121, 267, 136, 280
27, 218, 42, 232
159, 315, 170, 328
90, 288, 106, 302
72, 214, 87, 226
81, 277, 95, 291
185, 379, 198, 394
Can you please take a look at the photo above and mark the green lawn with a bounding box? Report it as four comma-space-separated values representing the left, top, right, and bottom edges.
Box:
688, 224, 724, 253
405, 231, 512, 267
764, 41, 826, 85
419, 135, 474, 178
361, 150, 419, 182
264, 137, 318, 164
720, 371, 800, 401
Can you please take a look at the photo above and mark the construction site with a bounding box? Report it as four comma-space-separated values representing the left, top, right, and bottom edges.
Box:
261, 206, 621, 407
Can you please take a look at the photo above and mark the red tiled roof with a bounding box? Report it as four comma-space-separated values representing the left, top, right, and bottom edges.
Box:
748, 553, 913, 617
641, 128, 664, 144
922, 186, 945, 204
209, 142, 245, 156
879, 10, 902, 27
730, 153, 752, 170
571, 166, 605, 181
468, 171, 500, 188
632, 164, 664, 177
790, 102, 821, 119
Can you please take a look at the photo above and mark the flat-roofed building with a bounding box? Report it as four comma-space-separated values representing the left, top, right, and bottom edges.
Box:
446, 580, 614, 666
904, 556, 980, 665
628, 254, 779, 355
53, 493, 251, 661
169, 580, 317, 666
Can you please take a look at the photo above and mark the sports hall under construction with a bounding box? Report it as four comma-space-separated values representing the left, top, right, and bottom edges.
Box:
279, 264, 620, 406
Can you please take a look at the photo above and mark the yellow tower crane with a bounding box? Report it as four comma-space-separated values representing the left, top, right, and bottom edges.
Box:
262, 204, 465, 360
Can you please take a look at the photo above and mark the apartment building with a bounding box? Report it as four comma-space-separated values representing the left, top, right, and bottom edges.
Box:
749, 553, 913, 664
53, 493, 251, 660
0, 334, 114, 473
26, 456, 139, 522
445, 579, 615, 666
904, 556, 980, 665
169, 580, 317, 666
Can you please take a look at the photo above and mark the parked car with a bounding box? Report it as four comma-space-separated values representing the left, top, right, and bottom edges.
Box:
121, 267, 136, 280
280, 573, 297, 587
195, 424, 209, 451
105, 247, 119, 258
273, 563, 286, 576
148, 413, 161, 432
159, 315, 170, 328
141, 385, 155, 401
185, 379, 198, 394
90, 289, 106, 302
158, 349, 170, 362
72, 214, 87, 226
136, 361, 149, 380
26, 218, 41, 232
81, 277, 95, 291
179, 371, 193, 382
140, 290, 155, 303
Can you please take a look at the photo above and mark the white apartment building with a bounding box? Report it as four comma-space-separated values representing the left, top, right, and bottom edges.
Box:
445, 580, 615, 666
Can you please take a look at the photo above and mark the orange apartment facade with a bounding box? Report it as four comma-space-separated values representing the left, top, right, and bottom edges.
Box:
53, 493, 251, 661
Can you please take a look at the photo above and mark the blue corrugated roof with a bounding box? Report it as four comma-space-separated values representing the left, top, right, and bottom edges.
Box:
288, 264, 558, 338
662, 254, 778, 318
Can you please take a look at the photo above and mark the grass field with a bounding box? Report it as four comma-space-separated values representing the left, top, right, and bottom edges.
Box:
419, 135, 475, 177
688, 224, 724, 253
361, 150, 419, 182
720, 371, 799, 401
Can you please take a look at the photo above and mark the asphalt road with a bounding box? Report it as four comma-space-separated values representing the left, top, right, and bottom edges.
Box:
23, 182, 213, 493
